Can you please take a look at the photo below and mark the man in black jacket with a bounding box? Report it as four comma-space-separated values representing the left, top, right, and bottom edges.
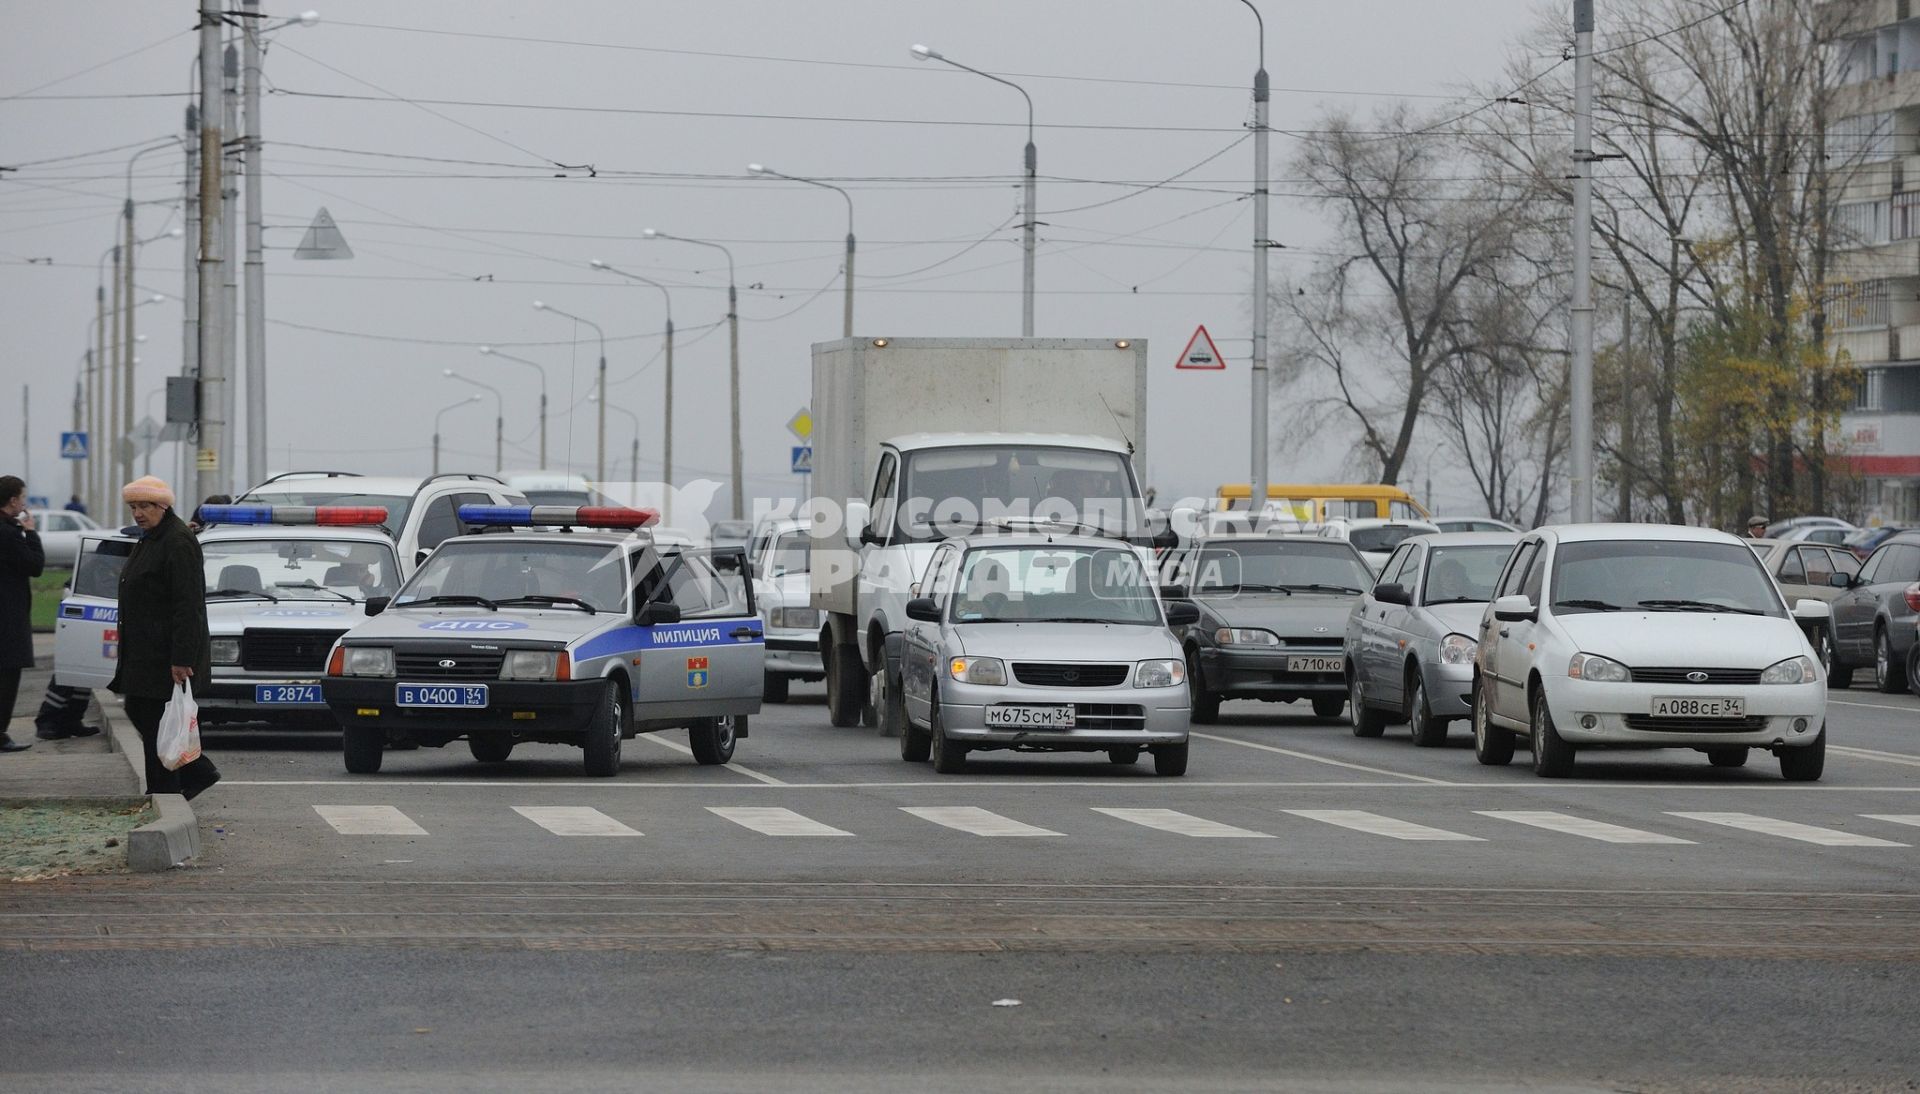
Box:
0, 474, 42, 752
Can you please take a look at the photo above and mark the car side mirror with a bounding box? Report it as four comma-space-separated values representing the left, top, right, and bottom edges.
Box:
636, 601, 681, 626
1792, 599, 1832, 622
905, 597, 941, 623
415, 548, 431, 566
1829, 571, 1853, 589
364, 596, 389, 617
1164, 601, 1201, 627
1373, 582, 1412, 606
1492, 594, 1536, 622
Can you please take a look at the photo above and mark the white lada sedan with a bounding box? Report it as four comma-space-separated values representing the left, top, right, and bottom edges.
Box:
1471, 524, 1830, 780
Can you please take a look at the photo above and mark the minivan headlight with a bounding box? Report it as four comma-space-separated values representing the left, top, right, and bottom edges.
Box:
1215, 628, 1279, 646
1567, 652, 1630, 683
949, 656, 1006, 685
1134, 658, 1186, 688
1439, 633, 1476, 665
502, 650, 568, 681
1760, 655, 1817, 685
774, 607, 821, 630
343, 647, 395, 678
209, 637, 241, 665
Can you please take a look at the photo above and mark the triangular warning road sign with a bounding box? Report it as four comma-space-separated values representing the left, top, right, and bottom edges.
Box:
294, 207, 354, 260
1175, 324, 1226, 370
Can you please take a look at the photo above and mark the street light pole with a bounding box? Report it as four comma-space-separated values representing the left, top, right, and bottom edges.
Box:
746, 165, 855, 337
432, 395, 482, 476
532, 301, 608, 485
588, 260, 676, 520
195, 0, 228, 507
443, 370, 505, 472
181, 101, 199, 496
590, 393, 643, 486
477, 346, 549, 469
911, 44, 1035, 336
1236, 0, 1271, 512
220, 40, 240, 492
1570, 0, 1595, 522
643, 229, 741, 518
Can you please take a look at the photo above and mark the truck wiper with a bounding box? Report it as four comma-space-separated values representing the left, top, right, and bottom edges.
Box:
273, 581, 356, 603
496, 594, 596, 613
1637, 598, 1764, 616
394, 594, 498, 611
207, 587, 278, 602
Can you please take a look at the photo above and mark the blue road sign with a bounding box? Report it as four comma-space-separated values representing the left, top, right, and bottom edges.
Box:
790, 445, 812, 475
59, 432, 89, 460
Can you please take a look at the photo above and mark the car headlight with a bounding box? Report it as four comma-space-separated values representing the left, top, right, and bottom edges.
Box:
949, 656, 1006, 685
1760, 655, 1818, 685
342, 647, 395, 678
1133, 658, 1186, 688
502, 649, 569, 681
1567, 652, 1630, 682
1439, 633, 1476, 666
774, 607, 821, 630
209, 637, 241, 666
1215, 628, 1280, 646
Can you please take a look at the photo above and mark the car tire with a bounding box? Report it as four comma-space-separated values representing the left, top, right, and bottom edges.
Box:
1472, 678, 1514, 766
763, 672, 790, 705
1875, 627, 1909, 694
1108, 746, 1141, 765
825, 643, 868, 728
689, 715, 737, 766
1707, 746, 1748, 768
891, 669, 930, 762
1187, 650, 1220, 724
1348, 673, 1386, 738
342, 724, 384, 774
863, 668, 880, 729
1529, 688, 1575, 778
468, 736, 513, 763
1778, 727, 1826, 782
1406, 669, 1447, 748
1311, 695, 1346, 720
931, 697, 967, 774
582, 682, 623, 777
1151, 740, 1189, 777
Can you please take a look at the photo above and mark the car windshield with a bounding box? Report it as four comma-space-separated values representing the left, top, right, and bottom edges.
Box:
950, 546, 1160, 625
203, 538, 400, 601
239, 491, 412, 536
1551, 539, 1785, 617
1190, 541, 1373, 593
1420, 545, 1511, 605
1348, 525, 1426, 553
898, 445, 1139, 541
767, 532, 810, 576
395, 540, 629, 612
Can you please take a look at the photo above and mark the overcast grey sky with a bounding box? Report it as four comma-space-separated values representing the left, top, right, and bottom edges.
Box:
3, 0, 1552, 515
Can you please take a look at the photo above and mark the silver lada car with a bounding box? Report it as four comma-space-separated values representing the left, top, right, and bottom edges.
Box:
882, 532, 1200, 776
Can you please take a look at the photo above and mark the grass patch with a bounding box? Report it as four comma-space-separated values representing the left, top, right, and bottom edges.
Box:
29, 568, 70, 631
0, 799, 153, 881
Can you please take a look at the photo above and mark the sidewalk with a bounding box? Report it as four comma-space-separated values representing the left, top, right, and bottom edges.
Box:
0, 633, 139, 800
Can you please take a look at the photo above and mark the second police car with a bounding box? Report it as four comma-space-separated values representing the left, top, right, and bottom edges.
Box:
321, 504, 764, 776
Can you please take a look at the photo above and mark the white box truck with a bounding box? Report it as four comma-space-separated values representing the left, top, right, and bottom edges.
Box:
807, 336, 1152, 727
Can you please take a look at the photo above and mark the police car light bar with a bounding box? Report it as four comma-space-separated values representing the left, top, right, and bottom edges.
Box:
201, 505, 391, 526
457, 505, 661, 529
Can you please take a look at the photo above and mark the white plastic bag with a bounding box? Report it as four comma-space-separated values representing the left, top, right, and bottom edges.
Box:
157, 681, 201, 772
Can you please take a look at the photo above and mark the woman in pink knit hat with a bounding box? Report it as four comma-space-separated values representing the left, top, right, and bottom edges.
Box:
110, 476, 220, 799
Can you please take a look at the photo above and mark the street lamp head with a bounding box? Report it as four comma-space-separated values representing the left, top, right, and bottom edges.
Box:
442, 368, 456, 377
478, 345, 494, 355
642, 228, 659, 239
747, 163, 768, 175
910, 43, 939, 61
297, 10, 320, 27
165, 228, 184, 239
147, 294, 166, 304
532, 300, 547, 310
134, 334, 149, 344
589, 258, 606, 269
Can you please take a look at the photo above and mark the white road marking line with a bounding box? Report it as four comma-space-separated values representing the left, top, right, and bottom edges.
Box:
1831, 745, 1920, 769
1093, 807, 1272, 838
1284, 809, 1482, 842
636, 733, 787, 786
227, 779, 1920, 791
901, 806, 1062, 837
707, 806, 851, 837
511, 806, 641, 837
1187, 731, 1455, 784
1862, 814, 1920, 829
1827, 698, 1920, 713
313, 805, 427, 836
1666, 811, 1910, 847
1475, 810, 1693, 845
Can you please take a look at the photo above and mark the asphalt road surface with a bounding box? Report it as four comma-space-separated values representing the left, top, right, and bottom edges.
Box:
5, 682, 1919, 1092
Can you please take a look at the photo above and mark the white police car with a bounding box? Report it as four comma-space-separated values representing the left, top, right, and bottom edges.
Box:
322, 504, 764, 776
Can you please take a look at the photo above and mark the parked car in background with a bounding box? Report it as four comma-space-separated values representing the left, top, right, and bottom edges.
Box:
1317, 517, 1441, 574
1843, 525, 1911, 561
1829, 531, 1920, 692
1777, 525, 1854, 546
710, 519, 755, 550
28, 508, 103, 568
1765, 516, 1855, 539
1345, 532, 1520, 745
1745, 538, 1858, 678
749, 517, 822, 703
1432, 517, 1522, 534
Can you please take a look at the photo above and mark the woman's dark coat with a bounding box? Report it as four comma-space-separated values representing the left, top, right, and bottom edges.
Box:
109, 509, 211, 700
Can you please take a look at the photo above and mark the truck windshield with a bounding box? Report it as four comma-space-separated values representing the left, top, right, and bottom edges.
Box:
204, 538, 400, 601
951, 546, 1160, 625
395, 540, 630, 612
897, 445, 1139, 541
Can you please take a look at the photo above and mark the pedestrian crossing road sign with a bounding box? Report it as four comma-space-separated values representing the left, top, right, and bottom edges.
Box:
791, 446, 812, 475
59, 432, 88, 459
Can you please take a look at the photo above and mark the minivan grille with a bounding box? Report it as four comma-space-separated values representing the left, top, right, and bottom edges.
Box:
1013, 662, 1131, 687
395, 651, 504, 680
242, 629, 346, 673
1073, 703, 1146, 729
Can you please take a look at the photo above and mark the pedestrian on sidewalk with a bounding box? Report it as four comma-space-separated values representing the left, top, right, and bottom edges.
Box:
0, 474, 42, 753
64, 494, 87, 516
109, 475, 219, 799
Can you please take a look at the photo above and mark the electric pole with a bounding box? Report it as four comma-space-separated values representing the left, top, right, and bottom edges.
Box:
1569, 0, 1596, 522
195, 2, 228, 506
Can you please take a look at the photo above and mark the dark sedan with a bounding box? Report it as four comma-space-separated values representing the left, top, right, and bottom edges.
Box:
1830, 531, 1920, 691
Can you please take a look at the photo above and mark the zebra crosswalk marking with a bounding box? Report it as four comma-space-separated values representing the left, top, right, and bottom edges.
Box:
1666, 812, 1909, 847
1861, 814, 1920, 830
1285, 809, 1482, 841
707, 806, 852, 837
511, 806, 642, 837
1092, 808, 1272, 838
314, 805, 427, 836
1475, 811, 1693, 844
901, 806, 1062, 837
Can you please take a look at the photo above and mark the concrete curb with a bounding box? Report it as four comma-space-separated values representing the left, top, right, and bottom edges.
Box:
93, 689, 145, 795
128, 794, 200, 872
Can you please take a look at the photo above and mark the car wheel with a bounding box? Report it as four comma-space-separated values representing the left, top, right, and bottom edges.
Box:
863, 668, 881, 729
1875, 627, 1909, 694
1472, 678, 1514, 766
1187, 650, 1220, 724
468, 736, 513, 763
1827, 632, 1854, 689
1151, 740, 1189, 777
1406, 669, 1447, 748
894, 670, 930, 763
763, 672, 790, 704
689, 715, 737, 766
1529, 687, 1575, 778
825, 643, 868, 727
582, 682, 623, 777
1348, 673, 1386, 738
1108, 746, 1141, 765
1311, 694, 1346, 720
342, 724, 384, 774
1778, 727, 1825, 782
1707, 745, 1747, 768
931, 697, 967, 774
